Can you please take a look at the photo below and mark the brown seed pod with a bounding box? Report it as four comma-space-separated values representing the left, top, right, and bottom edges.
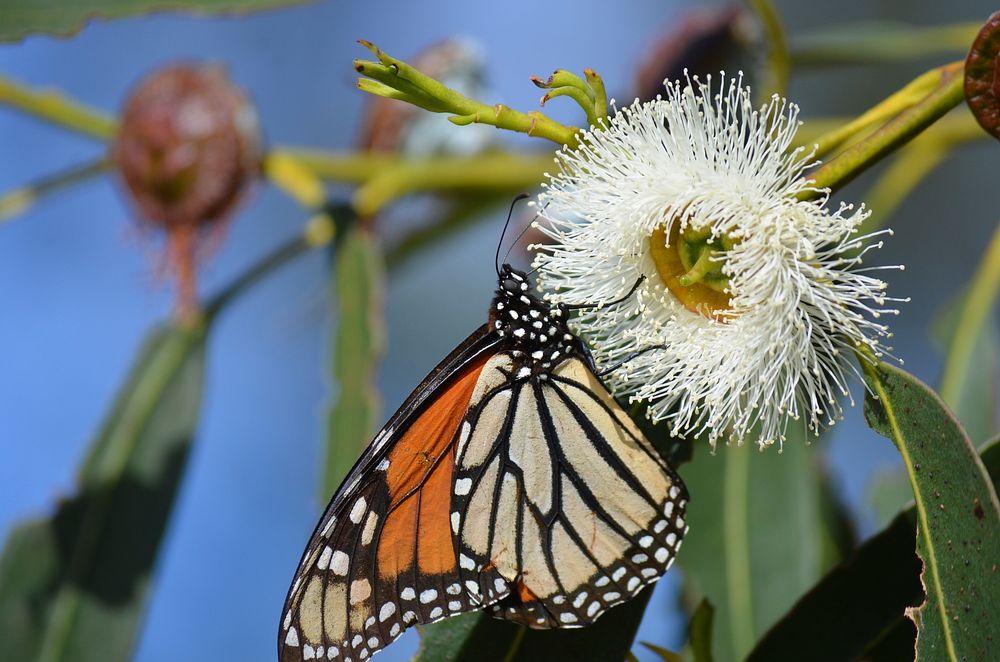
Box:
965, 11, 1000, 140
113, 63, 262, 317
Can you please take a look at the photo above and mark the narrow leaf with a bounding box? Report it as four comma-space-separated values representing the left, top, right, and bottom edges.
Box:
640, 641, 685, 662
323, 225, 385, 498
0, 322, 207, 661
938, 222, 1000, 444
748, 438, 1000, 661
678, 430, 837, 662
0, 0, 314, 42
862, 362, 1000, 661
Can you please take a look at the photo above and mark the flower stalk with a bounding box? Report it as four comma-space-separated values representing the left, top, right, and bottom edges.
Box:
805, 60, 965, 196
354, 40, 581, 146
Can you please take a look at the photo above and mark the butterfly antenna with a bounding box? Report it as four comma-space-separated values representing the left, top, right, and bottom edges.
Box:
496, 193, 531, 277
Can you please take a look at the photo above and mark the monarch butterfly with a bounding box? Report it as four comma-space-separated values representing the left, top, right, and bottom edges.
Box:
279, 221, 689, 661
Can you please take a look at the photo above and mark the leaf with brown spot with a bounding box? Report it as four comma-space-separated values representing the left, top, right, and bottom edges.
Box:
862, 362, 1000, 661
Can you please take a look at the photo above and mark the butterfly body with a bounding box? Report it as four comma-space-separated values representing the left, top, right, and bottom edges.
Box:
280, 265, 688, 662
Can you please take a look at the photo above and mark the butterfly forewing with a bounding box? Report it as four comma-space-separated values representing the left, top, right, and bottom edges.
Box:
280, 331, 504, 661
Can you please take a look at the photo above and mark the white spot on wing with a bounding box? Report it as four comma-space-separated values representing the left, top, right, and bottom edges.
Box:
330, 551, 350, 576
419, 589, 438, 604
361, 511, 378, 545
349, 498, 367, 524
317, 546, 333, 570
455, 478, 472, 495
379, 602, 396, 622
285, 627, 299, 647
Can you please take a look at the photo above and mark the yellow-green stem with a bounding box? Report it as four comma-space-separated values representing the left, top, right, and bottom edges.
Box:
748, 0, 790, 98
791, 22, 980, 66
804, 61, 965, 197
0, 75, 117, 140
355, 41, 580, 146
808, 67, 946, 158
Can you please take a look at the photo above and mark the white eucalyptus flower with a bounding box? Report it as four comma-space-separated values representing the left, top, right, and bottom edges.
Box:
531, 74, 901, 449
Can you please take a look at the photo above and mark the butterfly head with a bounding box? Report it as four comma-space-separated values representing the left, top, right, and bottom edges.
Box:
491, 264, 578, 371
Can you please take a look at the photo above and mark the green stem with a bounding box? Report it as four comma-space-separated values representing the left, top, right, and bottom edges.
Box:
804, 61, 965, 196
723, 448, 755, 658
0, 74, 117, 140
858, 113, 985, 236
791, 21, 980, 66
940, 223, 1000, 407
0, 157, 111, 222
203, 215, 336, 320
352, 152, 550, 216
355, 41, 580, 146
807, 67, 945, 158
748, 0, 790, 98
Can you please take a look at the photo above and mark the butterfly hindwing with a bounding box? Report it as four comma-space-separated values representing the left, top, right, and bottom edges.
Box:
450, 355, 689, 629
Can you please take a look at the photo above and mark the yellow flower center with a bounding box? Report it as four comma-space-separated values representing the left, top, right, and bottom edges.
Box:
649, 223, 733, 321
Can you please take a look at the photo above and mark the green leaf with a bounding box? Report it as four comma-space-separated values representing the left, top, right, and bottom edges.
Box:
937, 223, 1000, 445
0, 0, 313, 43
416, 587, 654, 661
640, 641, 686, 662
323, 225, 385, 498
0, 322, 207, 661
678, 431, 843, 662
862, 361, 1000, 661
688, 599, 715, 662
747, 438, 1000, 661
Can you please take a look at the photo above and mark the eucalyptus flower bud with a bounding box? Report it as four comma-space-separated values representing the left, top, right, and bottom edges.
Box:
114, 63, 261, 230
113, 63, 261, 319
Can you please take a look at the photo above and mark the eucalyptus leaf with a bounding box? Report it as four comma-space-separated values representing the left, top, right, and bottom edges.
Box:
0, 0, 313, 42
0, 322, 207, 661
677, 430, 839, 662
862, 362, 1000, 661
747, 438, 1000, 661
323, 225, 385, 498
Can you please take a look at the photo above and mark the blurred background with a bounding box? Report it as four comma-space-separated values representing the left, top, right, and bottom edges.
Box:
0, 0, 995, 660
